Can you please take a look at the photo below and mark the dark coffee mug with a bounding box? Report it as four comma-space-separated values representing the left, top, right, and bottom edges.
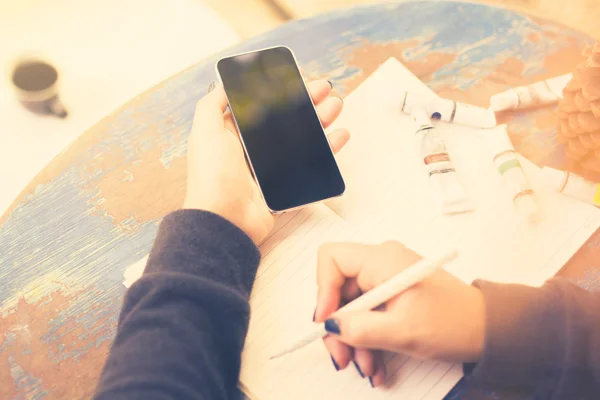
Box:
10, 59, 68, 118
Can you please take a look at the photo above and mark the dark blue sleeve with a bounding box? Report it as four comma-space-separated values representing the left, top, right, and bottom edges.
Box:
465, 278, 600, 399
93, 210, 261, 400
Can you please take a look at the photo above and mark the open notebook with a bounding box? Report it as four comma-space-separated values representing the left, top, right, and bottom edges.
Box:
124, 58, 600, 399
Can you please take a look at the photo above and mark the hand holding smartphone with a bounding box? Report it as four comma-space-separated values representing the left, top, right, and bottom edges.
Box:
216, 46, 345, 213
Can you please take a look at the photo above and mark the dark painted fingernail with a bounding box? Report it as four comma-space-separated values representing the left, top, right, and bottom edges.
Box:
327, 80, 333, 88
431, 111, 442, 120
324, 318, 340, 335
369, 376, 375, 388
312, 309, 316, 322
207, 81, 216, 93
330, 355, 339, 371
353, 361, 365, 378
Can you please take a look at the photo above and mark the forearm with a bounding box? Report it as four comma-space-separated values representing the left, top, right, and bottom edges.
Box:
94, 210, 260, 400
467, 277, 600, 399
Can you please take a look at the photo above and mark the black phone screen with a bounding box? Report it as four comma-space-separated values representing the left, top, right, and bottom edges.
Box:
217, 47, 345, 212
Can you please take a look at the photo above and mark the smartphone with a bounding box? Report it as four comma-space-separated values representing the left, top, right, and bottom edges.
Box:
216, 46, 345, 213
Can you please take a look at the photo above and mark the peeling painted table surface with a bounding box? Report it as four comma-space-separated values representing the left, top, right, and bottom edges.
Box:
2, 1, 599, 399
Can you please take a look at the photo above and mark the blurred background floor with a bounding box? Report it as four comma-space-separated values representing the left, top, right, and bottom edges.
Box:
1, 0, 598, 214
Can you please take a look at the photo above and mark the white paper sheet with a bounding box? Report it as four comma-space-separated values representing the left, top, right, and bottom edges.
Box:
240, 203, 463, 400
327, 58, 600, 287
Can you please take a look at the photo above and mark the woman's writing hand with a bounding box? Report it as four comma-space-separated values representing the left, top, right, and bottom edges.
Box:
315, 241, 485, 387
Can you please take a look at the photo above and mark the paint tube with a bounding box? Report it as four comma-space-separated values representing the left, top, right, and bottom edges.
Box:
412, 108, 473, 214
401, 91, 497, 129
486, 125, 541, 224
489, 73, 572, 112
541, 167, 600, 207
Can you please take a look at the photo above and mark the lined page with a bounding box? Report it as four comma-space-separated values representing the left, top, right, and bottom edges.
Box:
241, 204, 464, 400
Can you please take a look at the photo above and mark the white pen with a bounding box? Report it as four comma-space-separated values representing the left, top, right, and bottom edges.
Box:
269, 250, 459, 359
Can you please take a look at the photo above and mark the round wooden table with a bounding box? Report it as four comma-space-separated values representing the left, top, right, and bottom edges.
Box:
1, 2, 598, 399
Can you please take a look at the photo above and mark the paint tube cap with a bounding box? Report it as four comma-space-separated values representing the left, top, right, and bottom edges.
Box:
489, 91, 519, 112
540, 167, 566, 191
514, 194, 541, 224
546, 74, 572, 97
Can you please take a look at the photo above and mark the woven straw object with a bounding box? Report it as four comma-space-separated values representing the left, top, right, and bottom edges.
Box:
557, 41, 600, 177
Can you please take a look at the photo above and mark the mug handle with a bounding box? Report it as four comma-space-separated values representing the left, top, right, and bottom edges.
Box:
46, 97, 68, 118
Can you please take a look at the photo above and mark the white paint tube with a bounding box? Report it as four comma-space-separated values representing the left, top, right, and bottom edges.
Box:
401, 91, 497, 129
412, 108, 473, 214
541, 167, 600, 208
489, 73, 572, 112
485, 125, 541, 224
